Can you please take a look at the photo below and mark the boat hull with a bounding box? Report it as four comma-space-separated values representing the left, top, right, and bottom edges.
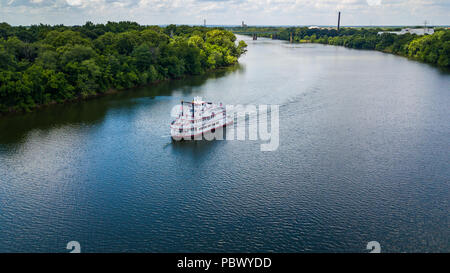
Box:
171, 120, 233, 141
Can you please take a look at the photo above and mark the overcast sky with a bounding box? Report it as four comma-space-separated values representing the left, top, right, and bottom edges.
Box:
1, 0, 449, 26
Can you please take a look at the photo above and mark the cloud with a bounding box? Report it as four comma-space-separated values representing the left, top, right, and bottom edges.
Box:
0, 0, 448, 25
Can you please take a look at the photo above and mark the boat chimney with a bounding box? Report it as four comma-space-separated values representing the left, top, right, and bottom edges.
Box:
181, 100, 183, 116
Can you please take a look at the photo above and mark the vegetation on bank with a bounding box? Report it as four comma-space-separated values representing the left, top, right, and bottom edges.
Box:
231, 27, 450, 67
0, 22, 247, 113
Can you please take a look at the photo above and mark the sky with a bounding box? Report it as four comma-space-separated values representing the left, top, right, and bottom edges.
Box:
0, 0, 449, 26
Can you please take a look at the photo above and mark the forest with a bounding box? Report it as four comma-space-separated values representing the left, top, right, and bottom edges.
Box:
0, 22, 247, 114
231, 26, 450, 68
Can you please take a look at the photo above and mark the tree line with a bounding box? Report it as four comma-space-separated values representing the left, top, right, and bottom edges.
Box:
0, 22, 248, 113
231, 26, 449, 68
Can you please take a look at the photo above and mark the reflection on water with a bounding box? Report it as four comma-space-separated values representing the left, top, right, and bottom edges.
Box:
170, 127, 229, 159
0, 36, 449, 253
0, 64, 243, 146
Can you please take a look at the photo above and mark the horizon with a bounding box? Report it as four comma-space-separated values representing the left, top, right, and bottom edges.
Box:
2, 22, 450, 28
0, 0, 449, 26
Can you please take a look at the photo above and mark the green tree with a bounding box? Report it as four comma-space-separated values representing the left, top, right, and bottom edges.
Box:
0, 22, 246, 114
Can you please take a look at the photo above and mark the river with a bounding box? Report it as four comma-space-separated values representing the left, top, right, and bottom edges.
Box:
0, 35, 449, 252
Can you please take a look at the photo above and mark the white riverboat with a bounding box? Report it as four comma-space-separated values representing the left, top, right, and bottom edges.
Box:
170, 97, 233, 140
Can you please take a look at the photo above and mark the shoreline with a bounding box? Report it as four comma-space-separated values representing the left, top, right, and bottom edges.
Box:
299, 40, 450, 70
0, 24, 248, 118
0, 65, 237, 118
236, 33, 450, 70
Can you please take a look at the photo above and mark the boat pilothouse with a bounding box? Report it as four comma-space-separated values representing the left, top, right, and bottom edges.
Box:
171, 97, 233, 140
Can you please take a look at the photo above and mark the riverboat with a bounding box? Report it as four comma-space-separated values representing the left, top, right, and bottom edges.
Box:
170, 97, 233, 140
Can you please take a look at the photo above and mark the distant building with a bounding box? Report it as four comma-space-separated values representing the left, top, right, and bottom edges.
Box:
377, 28, 434, 36
241, 21, 247, 28
308, 26, 335, 30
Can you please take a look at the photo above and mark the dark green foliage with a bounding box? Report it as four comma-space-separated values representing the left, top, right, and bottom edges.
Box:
0, 22, 247, 113
231, 26, 449, 67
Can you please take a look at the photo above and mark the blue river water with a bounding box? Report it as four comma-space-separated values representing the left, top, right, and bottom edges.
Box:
0, 35, 449, 252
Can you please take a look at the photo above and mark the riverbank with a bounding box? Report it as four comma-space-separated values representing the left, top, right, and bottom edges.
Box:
0, 22, 247, 115
0, 87, 118, 117
0, 65, 238, 117
231, 27, 450, 68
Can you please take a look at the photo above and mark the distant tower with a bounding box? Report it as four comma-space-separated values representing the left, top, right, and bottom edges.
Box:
204, 19, 206, 27
337, 11, 341, 31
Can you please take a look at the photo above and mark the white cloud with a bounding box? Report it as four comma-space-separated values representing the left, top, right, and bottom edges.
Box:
366, 0, 381, 6
65, 0, 82, 6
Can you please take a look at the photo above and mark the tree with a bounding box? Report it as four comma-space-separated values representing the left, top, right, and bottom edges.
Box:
0, 22, 247, 113
60, 45, 96, 65
132, 43, 157, 71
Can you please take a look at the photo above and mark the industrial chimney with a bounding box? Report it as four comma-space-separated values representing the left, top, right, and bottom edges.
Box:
337, 11, 341, 31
